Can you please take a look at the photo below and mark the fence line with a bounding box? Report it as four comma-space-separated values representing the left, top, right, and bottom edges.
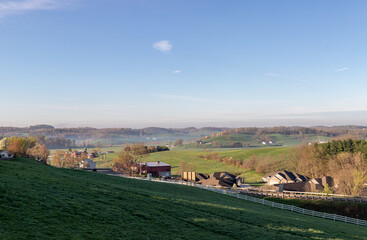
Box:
239, 188, 367, 203
119, 175, 367, 227
239, 189, 367, 203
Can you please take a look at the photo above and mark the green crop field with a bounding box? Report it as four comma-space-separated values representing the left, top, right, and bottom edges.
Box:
1, 158, 366, 239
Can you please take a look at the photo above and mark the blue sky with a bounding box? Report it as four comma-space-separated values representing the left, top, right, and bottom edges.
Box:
1, 0, 367, 128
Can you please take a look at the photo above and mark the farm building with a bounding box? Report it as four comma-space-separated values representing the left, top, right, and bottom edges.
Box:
263, 170, 309, 185
79, 159, 96, 169
262, 176, 339, 193
136, 161, 171, 177
183, 172, 241, 188
0, 150, 14, 159
87, 153, 97, 159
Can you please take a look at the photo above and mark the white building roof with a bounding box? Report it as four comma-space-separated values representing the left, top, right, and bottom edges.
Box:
138, 161, 170, 167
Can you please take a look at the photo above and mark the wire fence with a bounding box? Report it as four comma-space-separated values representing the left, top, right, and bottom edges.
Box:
121, 176, 367, 227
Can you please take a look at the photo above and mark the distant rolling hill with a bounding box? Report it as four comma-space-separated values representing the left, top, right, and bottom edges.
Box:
2, 125, 367, 148
1, 158, 366, 239
0, 125, 226, 147
185, 133, 329, 148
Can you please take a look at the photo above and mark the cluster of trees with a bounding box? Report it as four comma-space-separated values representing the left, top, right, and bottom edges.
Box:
210, 141, 244, 148
0, 137, 49, 164
124, 144, 169, 154
313, 139, 367, 159
113, 144, 152, 175
52, 150, 87, 168
34, 135, 77, 149
296, 140, 367, 195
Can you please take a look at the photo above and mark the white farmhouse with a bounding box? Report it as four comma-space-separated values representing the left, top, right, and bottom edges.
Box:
0, 150, 14, 159
79, 159, 96, 169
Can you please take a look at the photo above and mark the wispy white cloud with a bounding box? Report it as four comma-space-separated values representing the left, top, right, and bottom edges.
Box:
153, 40, 172, 53
172, 70, 181, 74
336, 67, 349, 72
265, 72, 307, 83
0, 0, 72, 17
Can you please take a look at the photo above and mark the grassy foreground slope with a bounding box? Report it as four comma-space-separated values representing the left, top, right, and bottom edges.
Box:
2, 159, 365, 239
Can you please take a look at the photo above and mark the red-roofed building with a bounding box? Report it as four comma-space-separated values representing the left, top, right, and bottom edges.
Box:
136, 161, 171, 177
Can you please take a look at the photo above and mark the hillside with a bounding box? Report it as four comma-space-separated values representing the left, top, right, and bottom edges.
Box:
1, 158, 366, 239
0, 126, 225, 147
186, 133, 329, 148
4, 125, 367, 149
91, 147, 296, 182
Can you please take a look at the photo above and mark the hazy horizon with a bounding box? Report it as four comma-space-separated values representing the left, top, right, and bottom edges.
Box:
3, 109, 367, 129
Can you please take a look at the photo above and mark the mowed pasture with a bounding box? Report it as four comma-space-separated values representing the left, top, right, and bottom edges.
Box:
88, 147, 296, 182
1, 158, 366, 239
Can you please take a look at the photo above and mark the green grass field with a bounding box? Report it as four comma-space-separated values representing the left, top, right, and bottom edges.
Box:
184, 133, 329, 148
50, 147, 296, 183
1, 158, 366, 239
142, 147, 296, 182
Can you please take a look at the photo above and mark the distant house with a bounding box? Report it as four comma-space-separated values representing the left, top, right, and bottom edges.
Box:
106, 151, 115, 154
264, 171, 309, 185
70, 151, 83, 158
70, 148, 88, 158
184, 172, 241, 188
282, 176, 339, 192
87, 153, 97, 159
79, 159, 96, 169
262, 172, 277, 183
136, 161, 171, 177
0, 150, 14, 159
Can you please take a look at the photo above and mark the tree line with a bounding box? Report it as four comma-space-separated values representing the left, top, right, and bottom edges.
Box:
296, 141, 367, 195
210, 126, 367, 138
0, 137, 49, 164
112, 143, 169, 175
